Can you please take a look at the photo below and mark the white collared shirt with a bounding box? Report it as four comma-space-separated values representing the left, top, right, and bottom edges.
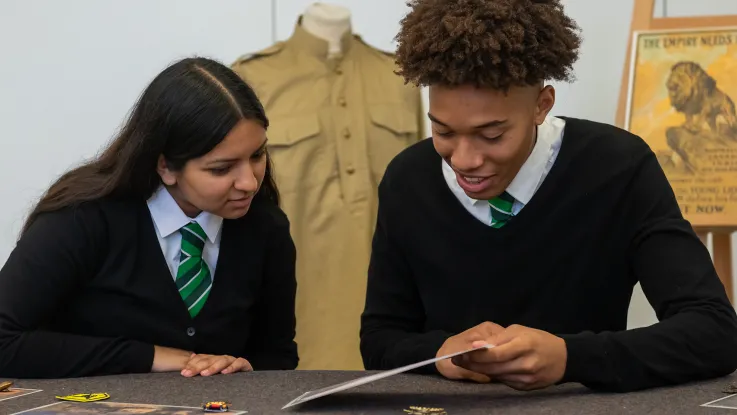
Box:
146, 185, 223, 279
442, 115, 566, 225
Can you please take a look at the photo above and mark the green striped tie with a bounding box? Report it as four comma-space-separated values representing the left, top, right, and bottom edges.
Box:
489, 191, 515, 228
176, 222, 212, 317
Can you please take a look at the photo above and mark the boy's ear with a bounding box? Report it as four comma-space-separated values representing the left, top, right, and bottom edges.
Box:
535, 85, 555, 125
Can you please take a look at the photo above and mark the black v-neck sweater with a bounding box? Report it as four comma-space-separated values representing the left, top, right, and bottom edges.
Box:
0, 197, 298, 378
360, 117, 737, 392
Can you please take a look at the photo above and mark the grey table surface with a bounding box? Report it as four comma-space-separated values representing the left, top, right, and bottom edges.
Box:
1, 370, 737, 415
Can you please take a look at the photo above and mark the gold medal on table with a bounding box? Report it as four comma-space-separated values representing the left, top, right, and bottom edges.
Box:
55, 393, 110, 402
403, 406, 447, 414
724, 383, 737, 393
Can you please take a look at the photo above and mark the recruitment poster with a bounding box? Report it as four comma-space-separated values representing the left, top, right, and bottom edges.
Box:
625, 27, 737, 227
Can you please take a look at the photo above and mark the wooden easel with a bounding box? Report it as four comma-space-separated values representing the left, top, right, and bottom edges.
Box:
615, 0, 737, 303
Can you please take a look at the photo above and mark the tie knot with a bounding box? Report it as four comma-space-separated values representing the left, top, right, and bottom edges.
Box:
488, 191, 515, 228
180, 221, 207, 255
489, 191, 515, 213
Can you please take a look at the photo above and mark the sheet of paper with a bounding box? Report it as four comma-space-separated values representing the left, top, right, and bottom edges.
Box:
282, 343, 494, 409
702, 392, 737, 410
0, 388, 43, 402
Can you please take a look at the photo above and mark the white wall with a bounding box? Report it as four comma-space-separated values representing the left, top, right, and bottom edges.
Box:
2, 0, 737, 329
0, 0, 273, 259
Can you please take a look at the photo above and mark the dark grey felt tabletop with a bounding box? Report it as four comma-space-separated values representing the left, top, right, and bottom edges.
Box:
2, 371, 737, 415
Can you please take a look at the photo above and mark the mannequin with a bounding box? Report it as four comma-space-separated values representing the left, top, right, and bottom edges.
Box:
229, 3, 426, 371
301, 2, 352, 56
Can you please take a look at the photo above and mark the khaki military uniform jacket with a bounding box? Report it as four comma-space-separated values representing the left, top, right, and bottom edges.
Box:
231, 20, 425, 370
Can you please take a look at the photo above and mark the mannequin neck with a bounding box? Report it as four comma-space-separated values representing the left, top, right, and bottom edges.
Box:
301, 3, 351, 55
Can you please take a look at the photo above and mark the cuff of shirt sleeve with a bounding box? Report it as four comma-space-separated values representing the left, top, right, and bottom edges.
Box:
558, 332, 604, 386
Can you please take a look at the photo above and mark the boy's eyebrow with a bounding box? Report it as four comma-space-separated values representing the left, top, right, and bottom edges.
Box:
428, 113, 507, 129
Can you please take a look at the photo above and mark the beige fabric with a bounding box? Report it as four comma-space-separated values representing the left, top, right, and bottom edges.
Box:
231, 19, 425, 370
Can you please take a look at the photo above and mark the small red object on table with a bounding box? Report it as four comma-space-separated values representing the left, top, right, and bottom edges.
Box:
203, 401, 229, 412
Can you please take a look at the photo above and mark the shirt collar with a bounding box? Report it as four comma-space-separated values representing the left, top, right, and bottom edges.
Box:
504, 117, 558, 205
146, 185, 223, 244
287, 15, 354, 61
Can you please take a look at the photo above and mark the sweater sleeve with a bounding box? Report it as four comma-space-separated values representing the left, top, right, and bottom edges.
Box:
242, 207, 299, 370
0, 205, 154, 378
559, 150, 737, 392
360, 177, 453, 372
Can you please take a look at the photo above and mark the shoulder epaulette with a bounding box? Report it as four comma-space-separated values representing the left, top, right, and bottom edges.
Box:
233, 42, 285, 65
353, 34, 396, 58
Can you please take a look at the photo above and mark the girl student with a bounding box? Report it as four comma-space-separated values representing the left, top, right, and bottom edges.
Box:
0, 57, 298, 378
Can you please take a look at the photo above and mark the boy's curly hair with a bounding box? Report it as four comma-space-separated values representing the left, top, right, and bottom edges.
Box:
394, 0, 582, 89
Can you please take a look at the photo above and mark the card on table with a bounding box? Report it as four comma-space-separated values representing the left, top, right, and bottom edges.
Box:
702, 392, 737, 410
10, 401, 248, 414
282, 343, 494, 409
0, 388, 43, 402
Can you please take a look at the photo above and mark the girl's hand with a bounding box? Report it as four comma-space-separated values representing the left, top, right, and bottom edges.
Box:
181, 353, 253, 377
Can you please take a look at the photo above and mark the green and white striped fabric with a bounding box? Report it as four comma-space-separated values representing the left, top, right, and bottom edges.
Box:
175, 221, 211, 317
488, 191, 515, 228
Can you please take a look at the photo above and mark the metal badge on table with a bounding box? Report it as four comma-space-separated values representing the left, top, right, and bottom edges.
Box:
723, 382, 737, 393
403, 406, 447, 414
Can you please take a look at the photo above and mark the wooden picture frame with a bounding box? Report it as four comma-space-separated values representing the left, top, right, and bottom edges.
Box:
616, 0, 737, 303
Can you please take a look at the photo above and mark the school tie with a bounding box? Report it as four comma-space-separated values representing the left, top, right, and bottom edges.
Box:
489, 191, 515, 228
175, 221, 212, 317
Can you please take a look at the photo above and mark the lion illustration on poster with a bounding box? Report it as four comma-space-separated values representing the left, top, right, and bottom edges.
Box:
660, 61, 737, 174
666, 61, 737, 134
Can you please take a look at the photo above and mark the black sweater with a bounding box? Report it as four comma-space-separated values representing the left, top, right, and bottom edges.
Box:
359, 117, 737, 392
0, 196, 298, 378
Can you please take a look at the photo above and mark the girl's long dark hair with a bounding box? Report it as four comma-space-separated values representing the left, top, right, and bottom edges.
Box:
21, 57, 279, 236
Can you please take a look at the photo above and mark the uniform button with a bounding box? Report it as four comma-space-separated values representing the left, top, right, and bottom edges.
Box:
346, 167, 355, 174
343, 128, 351, 139
186, 327, 195, 337
338, 97, 346, 107
335, 67, 343, 75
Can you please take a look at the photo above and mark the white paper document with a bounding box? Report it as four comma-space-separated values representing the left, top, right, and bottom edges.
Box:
282, 343, 494, 409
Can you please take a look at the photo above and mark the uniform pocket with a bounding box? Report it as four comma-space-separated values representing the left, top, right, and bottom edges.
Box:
266, 113, 321, 147
266, 113, 337, 193
369, 104, 419, 136
367, 104, 420, 184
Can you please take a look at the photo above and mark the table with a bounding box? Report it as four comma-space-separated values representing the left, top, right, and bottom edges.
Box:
1, 371, 736, 414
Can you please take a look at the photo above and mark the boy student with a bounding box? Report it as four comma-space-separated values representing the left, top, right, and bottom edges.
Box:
359, 0, 737, 392
0, 58, 298, 378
